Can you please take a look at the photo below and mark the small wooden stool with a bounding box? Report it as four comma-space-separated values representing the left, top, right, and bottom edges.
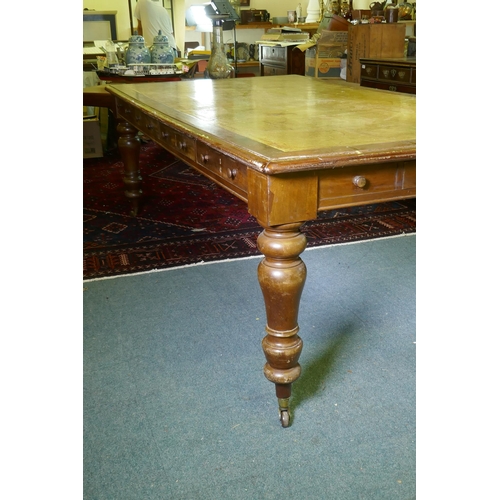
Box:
83, 85, 117, 150
83, 85, 116, 115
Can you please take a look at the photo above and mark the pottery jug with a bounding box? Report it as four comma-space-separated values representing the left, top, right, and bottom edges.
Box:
150, 30, 176, 64
369, 1, 387, 15
125, 32, 151, 65
385, 4, 399, 22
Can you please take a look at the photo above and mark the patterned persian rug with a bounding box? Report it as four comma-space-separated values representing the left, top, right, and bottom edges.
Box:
83, 142, 416, 280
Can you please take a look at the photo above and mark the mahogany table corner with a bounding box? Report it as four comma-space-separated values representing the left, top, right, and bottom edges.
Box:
106, 76, 416, 426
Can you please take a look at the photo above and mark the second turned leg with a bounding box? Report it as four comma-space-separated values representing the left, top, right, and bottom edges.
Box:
257, 222, 307, 427
116, 119, 142, 217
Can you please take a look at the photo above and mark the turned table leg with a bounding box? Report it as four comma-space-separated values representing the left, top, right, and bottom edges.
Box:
116, 119, 142, 217
257, 222, 307, 427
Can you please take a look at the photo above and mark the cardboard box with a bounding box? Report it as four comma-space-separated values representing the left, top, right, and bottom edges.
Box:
83, 117, 103, 158
346, 23, 406, 83
306, 55, 342, 78
304, 30, 347, 79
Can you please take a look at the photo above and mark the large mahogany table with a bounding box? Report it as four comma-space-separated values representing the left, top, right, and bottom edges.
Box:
106, 76, 416, 427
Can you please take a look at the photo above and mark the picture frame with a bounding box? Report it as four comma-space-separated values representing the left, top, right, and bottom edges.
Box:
240, 0, 250, 6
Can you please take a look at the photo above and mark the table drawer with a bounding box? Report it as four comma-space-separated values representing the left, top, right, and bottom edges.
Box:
260, 45, 287, 66
117, 101, 196, 161
262, 65, 287, 76
197, 142, 248, 192
155, 122, 196, 161
318, 161, 416, 208
117, 100, 147, 129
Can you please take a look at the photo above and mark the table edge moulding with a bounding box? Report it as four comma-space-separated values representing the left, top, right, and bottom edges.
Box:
105, 75, 416, 427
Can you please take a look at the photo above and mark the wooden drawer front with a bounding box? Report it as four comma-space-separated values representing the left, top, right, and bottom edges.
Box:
360, 63, 378, 79
171, 131, 196, 161
411, 68, 416, 84
260, 45, 286, 66
156, 122, 195, 161
318, 161, 416, 209
262, 65, 287, 76
117, 101, 196, 161
117, 100, 144, 128
197, 142, 248, 192
155, 122, 196, 161
379, 65, 411, 83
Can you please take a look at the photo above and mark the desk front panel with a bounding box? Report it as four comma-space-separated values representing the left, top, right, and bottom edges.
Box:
318, 160, 416, 209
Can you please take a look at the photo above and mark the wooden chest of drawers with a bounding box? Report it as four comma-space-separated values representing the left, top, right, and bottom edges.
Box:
347, 23, 406, 83
359, 57, 416, 94
259, 44, 305, 76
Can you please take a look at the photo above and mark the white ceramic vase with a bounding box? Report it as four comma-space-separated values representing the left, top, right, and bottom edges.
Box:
306, 0, 321, 22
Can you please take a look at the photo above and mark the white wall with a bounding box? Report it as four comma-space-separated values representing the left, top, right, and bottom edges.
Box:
83, 0, 186, 50
84, 0, 131, 41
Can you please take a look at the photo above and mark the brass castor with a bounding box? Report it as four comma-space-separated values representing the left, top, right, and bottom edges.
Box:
280, 409, 290, 427
278, 397, 291, 427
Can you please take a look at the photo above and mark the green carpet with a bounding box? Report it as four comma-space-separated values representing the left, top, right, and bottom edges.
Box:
83, 235, 416, 499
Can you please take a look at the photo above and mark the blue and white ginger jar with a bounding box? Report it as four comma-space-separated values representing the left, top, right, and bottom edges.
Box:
125, 33, 151, 65
150, 30, 176, 64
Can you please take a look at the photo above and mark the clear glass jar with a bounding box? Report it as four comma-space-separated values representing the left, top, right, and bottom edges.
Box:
207, 22, 233, 79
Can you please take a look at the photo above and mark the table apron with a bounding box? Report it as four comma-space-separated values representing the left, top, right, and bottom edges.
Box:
116, 99, 249, 202
317, 160, 416, 210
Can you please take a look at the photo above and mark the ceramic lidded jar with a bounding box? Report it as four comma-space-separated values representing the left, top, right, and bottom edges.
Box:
125, 33, 151, 65
150, 30, 176, 64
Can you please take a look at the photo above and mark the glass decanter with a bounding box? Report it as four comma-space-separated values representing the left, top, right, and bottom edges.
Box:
207, 18, 233, 79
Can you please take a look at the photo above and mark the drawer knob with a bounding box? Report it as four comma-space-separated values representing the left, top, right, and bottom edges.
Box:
353, 175, 367, 188
161, 131, 169, 138
201, 154, 209, 163
228, 168, 237, 180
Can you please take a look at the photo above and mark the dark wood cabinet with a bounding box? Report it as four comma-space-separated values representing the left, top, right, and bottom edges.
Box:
347, 24, 406, 83
359, 57, 416, 94
259, 45, 305, 76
